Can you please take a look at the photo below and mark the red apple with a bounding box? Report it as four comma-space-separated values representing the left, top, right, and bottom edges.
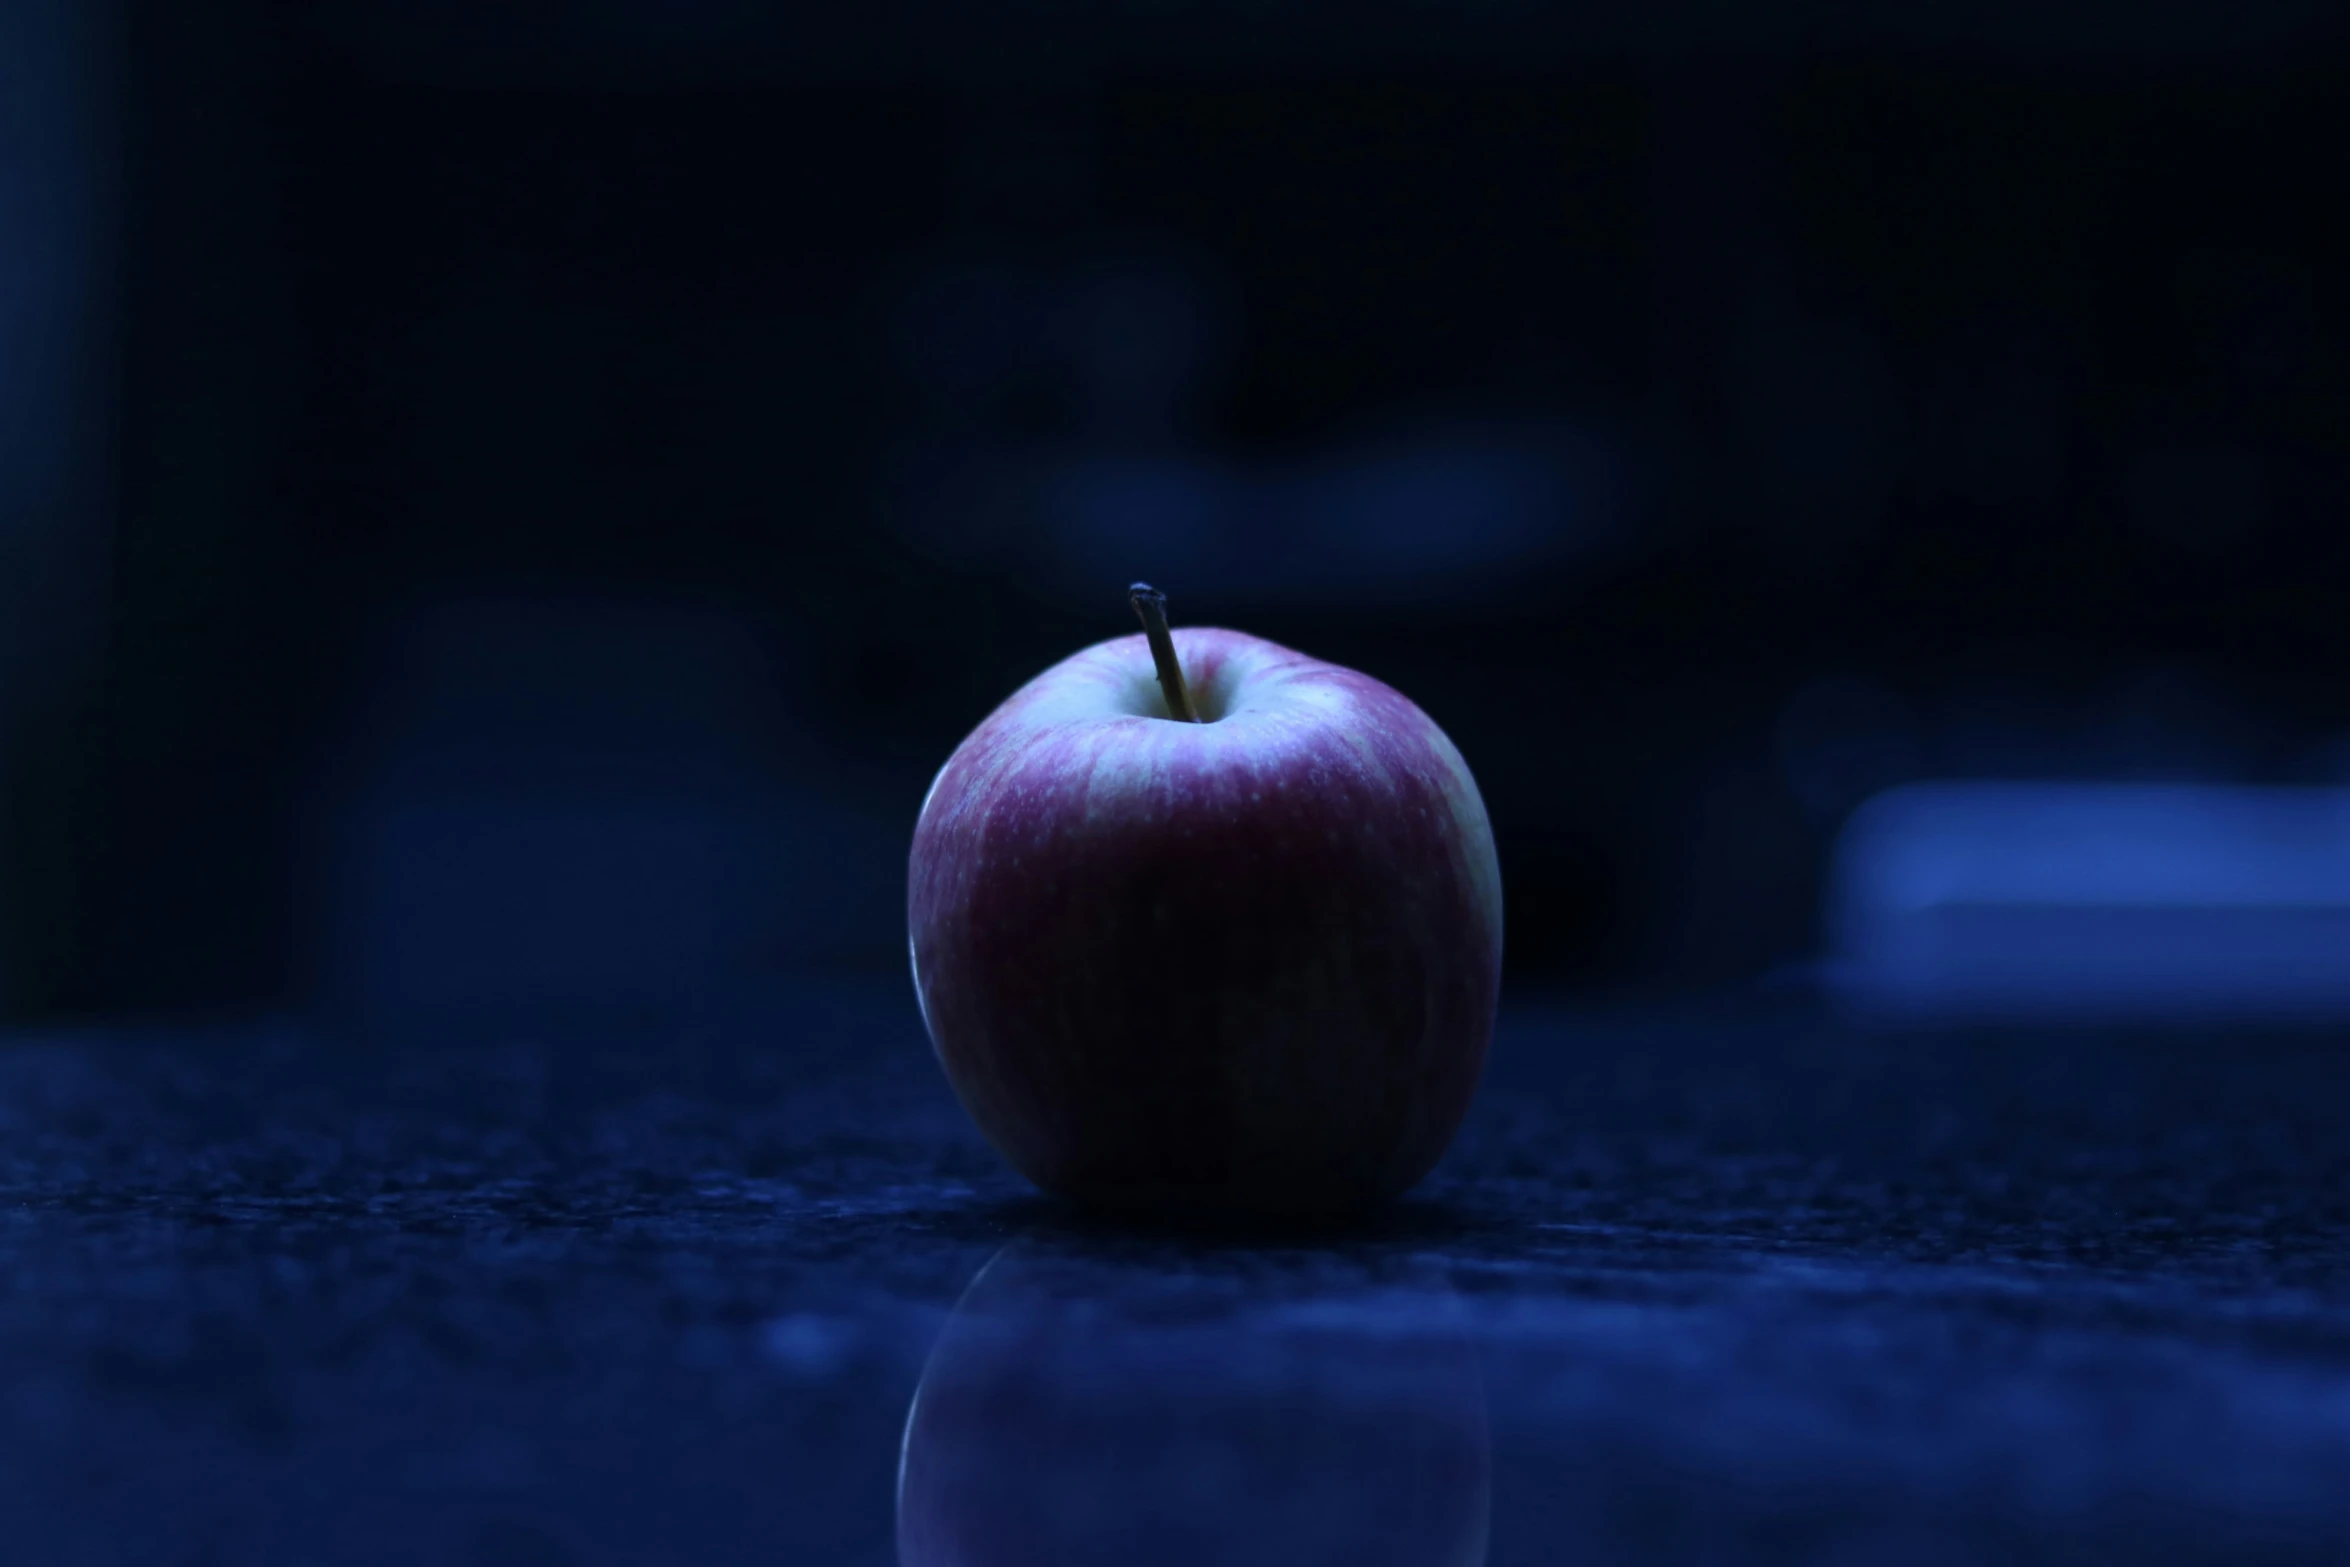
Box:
907, 587, 1502, 1214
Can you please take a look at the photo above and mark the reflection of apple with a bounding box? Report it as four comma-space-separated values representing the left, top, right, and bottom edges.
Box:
897, 1240, 1492, 1567
908, 587, 1502, 1214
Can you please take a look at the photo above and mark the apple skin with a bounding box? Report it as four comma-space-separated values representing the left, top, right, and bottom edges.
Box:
908, 626, 1502, 1215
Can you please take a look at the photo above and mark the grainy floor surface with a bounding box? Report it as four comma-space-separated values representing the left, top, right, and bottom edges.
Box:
3, 989, 2345, 1565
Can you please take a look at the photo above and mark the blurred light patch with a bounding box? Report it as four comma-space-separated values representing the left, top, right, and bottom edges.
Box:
0, 0, 110, 1015
335, 796, 734, 1018
1042, 415, 1621, 607
1829, 783, 2350, 1022
307, 596, 902, 1024
0, 0, 109, 683
0, 0, 93, 537
881, 248, 1619, 607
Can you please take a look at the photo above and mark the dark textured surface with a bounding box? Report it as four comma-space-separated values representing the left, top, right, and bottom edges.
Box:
3, 988, 2348, 1564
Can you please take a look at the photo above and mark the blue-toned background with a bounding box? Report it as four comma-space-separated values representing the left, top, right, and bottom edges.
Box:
9, 4, 2350, 1027
5, 3, 2350, 1024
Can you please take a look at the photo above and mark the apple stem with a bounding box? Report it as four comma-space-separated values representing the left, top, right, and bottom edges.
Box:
1128, 582, 1202, 723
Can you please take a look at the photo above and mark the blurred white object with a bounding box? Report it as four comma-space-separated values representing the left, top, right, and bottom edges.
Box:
1829, 782, 2350, 1021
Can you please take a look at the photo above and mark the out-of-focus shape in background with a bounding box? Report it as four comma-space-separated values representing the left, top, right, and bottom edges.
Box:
303, 595, 904, 1026
1831, 784, 2350, 1022
0, 0, 114, 1015
881, 246, 1626, 606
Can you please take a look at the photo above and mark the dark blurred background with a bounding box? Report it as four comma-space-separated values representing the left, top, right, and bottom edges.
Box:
4, 0, 2349, 1028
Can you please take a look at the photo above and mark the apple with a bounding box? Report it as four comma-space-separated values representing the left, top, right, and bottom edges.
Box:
896, 1237, 1493, 1566
907, 585, 1502, 1214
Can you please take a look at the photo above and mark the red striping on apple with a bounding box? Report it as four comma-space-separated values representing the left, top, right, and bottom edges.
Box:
908, 584, 1502, 1215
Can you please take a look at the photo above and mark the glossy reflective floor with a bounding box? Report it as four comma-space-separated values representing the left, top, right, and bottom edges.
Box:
3, 990, 2346, 1564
